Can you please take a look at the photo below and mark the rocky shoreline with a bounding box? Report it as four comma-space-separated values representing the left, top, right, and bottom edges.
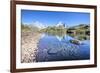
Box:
21, 31, 41, 63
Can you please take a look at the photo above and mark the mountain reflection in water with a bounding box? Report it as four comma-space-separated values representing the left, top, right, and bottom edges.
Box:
35, 33, 90, 62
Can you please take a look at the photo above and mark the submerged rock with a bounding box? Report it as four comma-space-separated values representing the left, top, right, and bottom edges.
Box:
70, 39, 82, 45
47, 48, 61, 54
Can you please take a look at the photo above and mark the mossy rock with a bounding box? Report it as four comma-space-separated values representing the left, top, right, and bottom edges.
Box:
70, 39, 81, 45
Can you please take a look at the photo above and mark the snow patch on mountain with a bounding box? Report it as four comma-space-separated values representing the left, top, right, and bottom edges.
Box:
55, 21, 66, 28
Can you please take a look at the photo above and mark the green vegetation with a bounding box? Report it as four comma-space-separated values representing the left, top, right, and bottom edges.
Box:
67, 24, 90, 40
21, 24, 31, 32
21, 24, 39, 32
41, 26, 66, 35
67, 24, 90, 35
21, 23, 90, 40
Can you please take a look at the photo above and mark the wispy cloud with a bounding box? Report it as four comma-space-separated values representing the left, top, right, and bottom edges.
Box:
32, 21, 46, 29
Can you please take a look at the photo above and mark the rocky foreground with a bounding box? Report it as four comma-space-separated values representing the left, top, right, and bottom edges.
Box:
21, 32, 41, 63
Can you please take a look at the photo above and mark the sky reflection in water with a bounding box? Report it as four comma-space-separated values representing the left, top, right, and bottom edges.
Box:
36, 34, 90, 62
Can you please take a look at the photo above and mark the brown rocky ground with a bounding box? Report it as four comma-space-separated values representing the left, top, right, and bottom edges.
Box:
21, 31, 41, 63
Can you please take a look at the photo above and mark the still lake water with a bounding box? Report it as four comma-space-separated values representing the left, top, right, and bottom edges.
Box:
36, 34, 90, 62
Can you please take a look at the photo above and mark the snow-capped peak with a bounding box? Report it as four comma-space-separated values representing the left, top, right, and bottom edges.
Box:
55, 21, 66, 27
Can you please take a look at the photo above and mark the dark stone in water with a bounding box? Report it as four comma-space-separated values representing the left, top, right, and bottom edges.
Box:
47, 48, 62, 54
70, 39, 82, 45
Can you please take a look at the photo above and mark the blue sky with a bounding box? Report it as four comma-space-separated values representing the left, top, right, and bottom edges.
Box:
21, 10, 90, 27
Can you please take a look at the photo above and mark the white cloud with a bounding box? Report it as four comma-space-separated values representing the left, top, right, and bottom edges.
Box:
32, 21, 46, 29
